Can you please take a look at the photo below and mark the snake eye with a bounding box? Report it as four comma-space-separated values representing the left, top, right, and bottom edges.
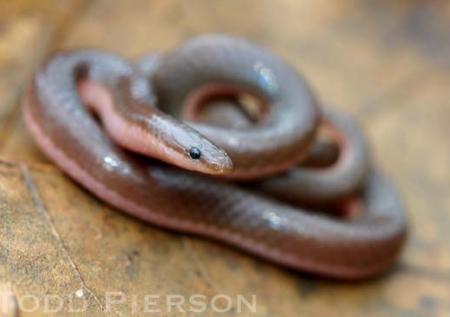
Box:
188, 147, 202, 160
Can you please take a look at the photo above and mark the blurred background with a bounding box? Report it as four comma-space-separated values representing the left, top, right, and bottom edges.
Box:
0, 1, 449, 316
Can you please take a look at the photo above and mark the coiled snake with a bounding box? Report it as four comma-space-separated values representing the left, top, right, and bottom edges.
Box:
23, 35, 407, 279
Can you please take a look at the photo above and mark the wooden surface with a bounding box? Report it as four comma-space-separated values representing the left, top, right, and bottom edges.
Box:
0, 0, 449, 316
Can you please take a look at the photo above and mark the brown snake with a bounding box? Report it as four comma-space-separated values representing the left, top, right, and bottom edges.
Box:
23, 35, 407, 279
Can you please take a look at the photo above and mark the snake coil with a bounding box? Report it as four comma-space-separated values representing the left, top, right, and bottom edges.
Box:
23, 34, 407, 279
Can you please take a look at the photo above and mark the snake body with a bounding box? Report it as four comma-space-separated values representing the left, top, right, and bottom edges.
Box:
23, 35, 407, 279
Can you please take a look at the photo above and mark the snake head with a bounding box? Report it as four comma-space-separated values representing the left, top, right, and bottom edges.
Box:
144, 114, 234, 175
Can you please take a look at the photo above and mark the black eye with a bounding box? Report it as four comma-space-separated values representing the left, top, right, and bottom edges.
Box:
188, 147, 201, 160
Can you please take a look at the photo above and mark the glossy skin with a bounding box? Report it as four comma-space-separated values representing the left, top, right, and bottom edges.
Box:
23, 35, 407, 279
255, 109, 371, 207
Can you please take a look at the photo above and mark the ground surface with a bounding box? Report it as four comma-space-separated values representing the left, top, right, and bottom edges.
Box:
0, 1, 449, 316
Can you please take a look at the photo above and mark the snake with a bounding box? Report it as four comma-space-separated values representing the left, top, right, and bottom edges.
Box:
23, 35, 407, 279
